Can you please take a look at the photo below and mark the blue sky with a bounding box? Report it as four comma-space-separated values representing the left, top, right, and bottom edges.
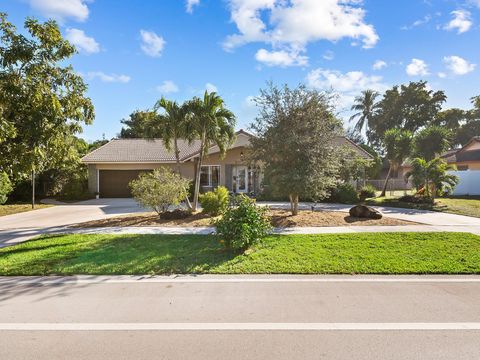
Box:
3, 0, 480, 141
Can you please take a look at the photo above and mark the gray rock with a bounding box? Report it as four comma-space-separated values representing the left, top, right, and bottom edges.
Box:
349, 205, 382, 219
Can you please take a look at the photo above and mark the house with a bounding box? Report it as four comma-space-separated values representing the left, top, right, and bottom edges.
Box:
440, 136, 480, 171
81, 130, 372, 198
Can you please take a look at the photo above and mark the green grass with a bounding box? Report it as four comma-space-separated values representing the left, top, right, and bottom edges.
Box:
366, 196, 480, 218
0, 203, 53, 217
1, 232, 479, 275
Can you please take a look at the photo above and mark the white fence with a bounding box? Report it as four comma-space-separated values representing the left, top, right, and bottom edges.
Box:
449, 170, 480, 196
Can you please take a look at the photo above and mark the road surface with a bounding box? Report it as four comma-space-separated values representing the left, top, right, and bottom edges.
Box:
1, 275, 480, 359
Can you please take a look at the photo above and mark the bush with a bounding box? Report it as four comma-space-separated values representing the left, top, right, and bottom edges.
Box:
359, 184, 377, 200
199, 186, 229, 216
129, 168, 191, 217
214, 195, 272, 252
330, 183, 359, 204
161, 209, 192, 220
0, 172, 13, 204
398, 194, 433, 204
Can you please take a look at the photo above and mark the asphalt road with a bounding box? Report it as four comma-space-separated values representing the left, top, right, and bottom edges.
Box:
1, 275, 480, 359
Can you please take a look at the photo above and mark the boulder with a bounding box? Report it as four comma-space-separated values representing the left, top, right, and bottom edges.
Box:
349, 205, 382, 219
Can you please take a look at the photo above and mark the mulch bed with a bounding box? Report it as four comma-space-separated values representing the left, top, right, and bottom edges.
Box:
73, 209, 417, 228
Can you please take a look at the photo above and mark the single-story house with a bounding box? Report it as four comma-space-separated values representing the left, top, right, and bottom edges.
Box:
81, 130, 372, 198
440, 136, 480, 171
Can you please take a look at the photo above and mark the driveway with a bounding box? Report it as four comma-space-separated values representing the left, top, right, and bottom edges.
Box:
0, 198, 146, 247
2, 199, 480, 247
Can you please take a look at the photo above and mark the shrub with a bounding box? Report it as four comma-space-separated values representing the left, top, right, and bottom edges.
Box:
331, 183, 359, 204
129, 168, 191, 217
398, 194, 433, 204
199, 186, 229, 216
214, 195, 272, 252
359, 184, 377, 200
0, 172, 13, 204
161, 209, 192, 220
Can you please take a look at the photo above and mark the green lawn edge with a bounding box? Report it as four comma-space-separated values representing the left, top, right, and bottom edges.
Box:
1, 232, 479, 275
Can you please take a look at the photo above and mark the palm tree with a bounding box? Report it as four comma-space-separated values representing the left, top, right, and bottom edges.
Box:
152, 98, 193, 174
380, 129, 412, 197
151, 97, 194, 208
405, 158, 458, 200
349, 89, 380, 141
186, 91, 236, 211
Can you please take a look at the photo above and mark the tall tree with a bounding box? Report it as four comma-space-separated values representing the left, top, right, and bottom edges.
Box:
380, 129, 412, 197
152, 98, 194, 209
186, 91, 236, 211
369, 81, 446, 148
0, 14, 94, 208
119, 110, 156, 138
250, 83, 342, 215
152, 98, 193, 174
349, 89, 379, 142
412, 126, 451, 161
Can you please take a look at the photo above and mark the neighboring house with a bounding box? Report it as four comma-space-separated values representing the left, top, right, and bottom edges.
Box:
440, 136, 480, 171
81, 130, 372, 198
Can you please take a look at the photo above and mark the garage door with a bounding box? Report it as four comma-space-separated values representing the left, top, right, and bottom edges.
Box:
99, 170, 150, 198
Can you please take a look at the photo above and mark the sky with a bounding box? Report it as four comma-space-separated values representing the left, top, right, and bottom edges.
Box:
2, 0, 480, 141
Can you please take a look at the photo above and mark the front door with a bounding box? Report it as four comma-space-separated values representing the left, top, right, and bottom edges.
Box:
235, 166, 248, 193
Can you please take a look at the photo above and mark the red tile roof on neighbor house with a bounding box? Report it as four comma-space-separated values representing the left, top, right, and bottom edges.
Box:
81, 130, 373, 164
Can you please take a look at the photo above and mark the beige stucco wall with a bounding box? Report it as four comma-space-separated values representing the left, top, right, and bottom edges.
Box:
465, 141, 480, 151
202, 147, 249, 187
456, 161, 480, 170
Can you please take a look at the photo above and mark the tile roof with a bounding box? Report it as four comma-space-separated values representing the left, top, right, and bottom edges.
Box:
81, 138, 202, 163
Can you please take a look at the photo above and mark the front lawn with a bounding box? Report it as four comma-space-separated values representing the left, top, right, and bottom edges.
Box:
367, 196, 480, 218
0, 203, 53, 217
1, 232, 479, 275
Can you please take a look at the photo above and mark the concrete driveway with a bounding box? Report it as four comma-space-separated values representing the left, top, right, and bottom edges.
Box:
0, 198, 146, 247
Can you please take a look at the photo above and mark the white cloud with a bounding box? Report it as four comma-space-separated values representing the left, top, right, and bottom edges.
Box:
406, 58, 429, 76
438, 72, 447, 78
223, 0, 378, 66
323, 50, 334, 61
156, 80, 179, 93
444, 10, 472, 34
255, 48, 308, 67
186, 0, 200, 13
65, 28, 99, 54
401, 14, 432, 30
372, 60, 387, 70
306, 68, 387, 109
443, 55, 476, 75
205, 83, 218, 93
140, 30, 165, 57
28, 0, 89, 22
86, 72, 131, 83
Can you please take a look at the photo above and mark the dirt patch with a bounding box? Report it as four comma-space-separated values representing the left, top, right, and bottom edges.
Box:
73, 212, 216, 228
269, 209, 416, 227
73, 209, 416, 228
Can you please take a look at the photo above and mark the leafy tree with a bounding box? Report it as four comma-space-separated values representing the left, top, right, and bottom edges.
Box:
129, 168, 190, 217
381, 129, 412, 197
88, 139, 109, 152
455, 121, 480, 146
0, 14, 94, 208
412, 126, 451, 161
434, 108, 466, 131
359, 144, 382, 179
405, 158, 458, 200
186, 91, 236, 211
250, 83, 342, 215
369, 81, 446, 147
349, 89, 379, 141
119, 110, 156, 138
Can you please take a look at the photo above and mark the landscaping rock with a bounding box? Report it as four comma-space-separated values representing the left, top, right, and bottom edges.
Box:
349, 205, 382, 219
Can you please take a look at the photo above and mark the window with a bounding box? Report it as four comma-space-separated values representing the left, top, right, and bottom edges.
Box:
200, 165, 220, 188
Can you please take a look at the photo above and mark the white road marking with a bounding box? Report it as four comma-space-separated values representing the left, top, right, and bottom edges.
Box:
1, 323, 480, 331
3, 276, 480, 284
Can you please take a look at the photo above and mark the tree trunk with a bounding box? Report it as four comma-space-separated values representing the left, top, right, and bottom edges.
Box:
31, 170, 35, 209
175, 138, 192, 210
289, 193, 299, 215
192, 132, 205, 211
380, 164, 392, 197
